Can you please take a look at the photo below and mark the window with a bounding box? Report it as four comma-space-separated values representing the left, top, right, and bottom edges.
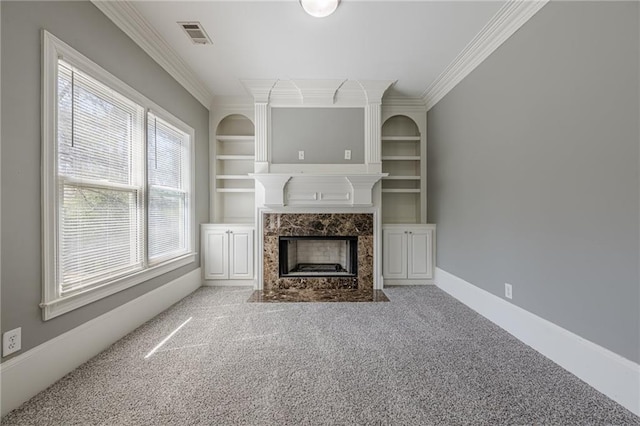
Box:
42, 31, 195, 320
147, 113, 191, 262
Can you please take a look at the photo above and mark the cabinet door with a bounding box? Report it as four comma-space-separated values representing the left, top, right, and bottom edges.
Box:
203, 229, 229, 280
383, 229, 408, 279
407, 229, 433, 280
229, 228, 254, 280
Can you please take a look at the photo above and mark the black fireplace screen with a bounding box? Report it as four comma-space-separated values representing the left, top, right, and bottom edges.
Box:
279, 236, 358, 278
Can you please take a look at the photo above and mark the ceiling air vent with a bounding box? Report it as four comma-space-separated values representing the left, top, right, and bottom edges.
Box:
178, 22, 212, 45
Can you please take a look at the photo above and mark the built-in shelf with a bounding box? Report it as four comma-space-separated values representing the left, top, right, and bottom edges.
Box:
216, 175, 253, 180
381, 156, 421, 161
213, 114, 256, 224
381, 136, 420, 141
382, 189, 421, 193
216, 135, 255, 142
382, 176, 420, 180
381, 113, 425, 224
216, 188, 256, 193
216, 155, 255, 161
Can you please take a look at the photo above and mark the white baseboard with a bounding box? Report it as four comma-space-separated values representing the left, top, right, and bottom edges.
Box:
0, 268, 202, 418
202, 279, 255, 287
435, 267, 640, 417
383, 279, 435, 286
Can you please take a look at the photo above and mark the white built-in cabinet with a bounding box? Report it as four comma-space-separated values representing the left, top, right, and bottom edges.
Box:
382, 224, 435, 285
203, 101, 436, 287
204, 111, 256, 286
380, 108, 435, 284
202, 224, 254, 285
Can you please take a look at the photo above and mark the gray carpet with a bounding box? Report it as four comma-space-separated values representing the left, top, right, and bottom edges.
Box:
2, 286, 638, 425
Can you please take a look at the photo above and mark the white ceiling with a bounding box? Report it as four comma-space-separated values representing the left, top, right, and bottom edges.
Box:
130, 1, 505, 100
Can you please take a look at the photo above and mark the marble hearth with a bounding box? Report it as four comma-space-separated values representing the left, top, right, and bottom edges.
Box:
248, 288, 389, 303
262, 213, 374, 291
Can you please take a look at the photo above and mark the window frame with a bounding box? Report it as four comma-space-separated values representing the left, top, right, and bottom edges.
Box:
146, 111, 193, 265
41, 31, 196, 320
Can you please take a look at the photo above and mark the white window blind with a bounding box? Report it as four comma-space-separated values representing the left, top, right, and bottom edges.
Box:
147, 113, 190, 262
43, 31, 195, 320
57, 60, 145, 294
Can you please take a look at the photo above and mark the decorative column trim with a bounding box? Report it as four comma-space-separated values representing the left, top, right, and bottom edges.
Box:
241, 80, 278, 172
357, 81, 393, 170
251, 174, 292, 206
364, 103, 382, 167
346, 174, 386, 206
255, 102, 269, 166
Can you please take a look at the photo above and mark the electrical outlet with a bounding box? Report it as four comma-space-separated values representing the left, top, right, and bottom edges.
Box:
298, 150, 305, 160
3, 327, 22, 357
344, 150, 351, 160
504, 283, 513, 300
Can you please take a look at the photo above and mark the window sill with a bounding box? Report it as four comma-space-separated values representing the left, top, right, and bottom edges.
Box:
41, 253, 197, 320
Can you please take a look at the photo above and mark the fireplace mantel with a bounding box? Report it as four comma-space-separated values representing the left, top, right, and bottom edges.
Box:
251, 173, 387, 207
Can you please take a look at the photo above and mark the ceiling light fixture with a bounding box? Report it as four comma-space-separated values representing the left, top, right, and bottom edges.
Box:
300, 0, 340, 18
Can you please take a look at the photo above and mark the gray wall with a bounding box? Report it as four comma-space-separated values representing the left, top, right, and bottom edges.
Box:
1, 1, 209, 361
428, 1, 639, 362
271, 107, 365, 163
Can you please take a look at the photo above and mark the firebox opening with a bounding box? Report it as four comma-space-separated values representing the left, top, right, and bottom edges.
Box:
279, 236, 358, 278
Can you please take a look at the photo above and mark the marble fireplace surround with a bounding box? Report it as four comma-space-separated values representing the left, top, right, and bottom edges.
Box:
262, 213, 374, 291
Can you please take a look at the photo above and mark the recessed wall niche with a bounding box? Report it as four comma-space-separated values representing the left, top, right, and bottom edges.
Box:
270, 107, 365, 164
381, 114, 424, 224
213, 114, 255, 223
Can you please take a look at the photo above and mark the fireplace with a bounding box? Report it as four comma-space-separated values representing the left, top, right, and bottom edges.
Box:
279, 236, 358, 278
262, 213, 374, 290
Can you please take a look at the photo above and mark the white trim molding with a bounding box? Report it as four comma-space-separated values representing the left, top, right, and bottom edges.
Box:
435, 267, 640, 417
251, 173, 387, 207
41, 31, 198, 320
0, 268, 202, 418
422, 0, 549, 110
241, 79, 279, 104
243, 79, 394, 108
364, 102, 382, 166
291, 79, 346, 105
381, 96, 427, 110
90, 0, 213, 109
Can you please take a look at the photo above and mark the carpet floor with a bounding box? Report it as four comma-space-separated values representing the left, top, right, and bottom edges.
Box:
2, 286, 638, 425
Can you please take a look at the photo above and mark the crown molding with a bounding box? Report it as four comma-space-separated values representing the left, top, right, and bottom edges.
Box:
382, 96, 427, 110
357, 80, 396, 104
243, 79, 394, 107
210, 96, 254, 109
292, 79, 346, 105
91, 0, 213, 109
422, 0, 549, 111
241, 79, 279, 103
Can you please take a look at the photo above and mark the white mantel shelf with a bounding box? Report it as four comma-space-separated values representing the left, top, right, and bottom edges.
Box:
251, 173, 388, 207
